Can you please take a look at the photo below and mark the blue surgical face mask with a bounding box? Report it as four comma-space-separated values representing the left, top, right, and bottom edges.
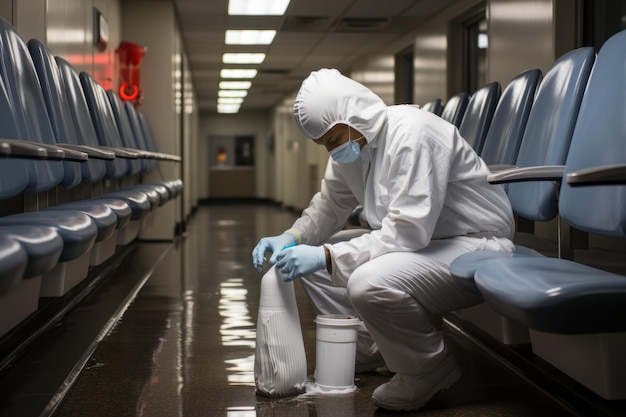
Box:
330, 128, 364, 163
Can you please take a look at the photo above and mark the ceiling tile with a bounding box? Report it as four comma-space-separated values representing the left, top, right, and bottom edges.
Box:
172, 0, 456, 112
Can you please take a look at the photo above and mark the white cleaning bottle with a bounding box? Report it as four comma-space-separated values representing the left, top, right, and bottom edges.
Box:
254, 267, 307, 397
254, 268, 307, 397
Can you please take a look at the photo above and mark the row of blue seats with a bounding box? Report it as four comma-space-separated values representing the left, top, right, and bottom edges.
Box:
424, 30, 626, 401
0, 17, 182, 340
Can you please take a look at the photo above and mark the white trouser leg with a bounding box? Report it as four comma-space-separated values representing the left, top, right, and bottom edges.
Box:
299, 228, 380, 363
347, 237, 511, 374
302, 235, 512, 375
300, 268, 380, 364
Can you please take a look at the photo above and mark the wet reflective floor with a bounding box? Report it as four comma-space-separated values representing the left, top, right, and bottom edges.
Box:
1, 203, 624, 417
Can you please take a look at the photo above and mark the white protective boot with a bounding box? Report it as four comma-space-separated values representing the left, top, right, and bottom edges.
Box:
372, 352, 461, 411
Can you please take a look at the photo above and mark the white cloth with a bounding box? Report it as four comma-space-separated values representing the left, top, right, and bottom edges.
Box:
285, 68, 515, 375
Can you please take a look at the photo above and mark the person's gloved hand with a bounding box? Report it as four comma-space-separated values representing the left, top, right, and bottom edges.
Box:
252, 232, 297, 272
274, 245, 326, 282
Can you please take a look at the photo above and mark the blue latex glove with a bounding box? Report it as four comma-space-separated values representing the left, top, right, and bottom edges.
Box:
252, 232, 297, 272
274, 245, 326, 282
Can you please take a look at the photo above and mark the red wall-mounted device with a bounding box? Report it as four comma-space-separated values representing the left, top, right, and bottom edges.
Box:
116, 41, 146, 105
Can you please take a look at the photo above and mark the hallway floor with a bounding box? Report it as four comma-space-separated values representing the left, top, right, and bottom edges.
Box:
1, 203, 623, 416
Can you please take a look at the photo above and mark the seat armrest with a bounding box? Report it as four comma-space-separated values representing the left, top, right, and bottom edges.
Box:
488, 164, 516, 173
43, 144, 87, 161
0, 138, 48, 159
143, 151, 182, 162
567, 164, 626, 186
0, 138, 80, 160
56, 144, 116, 160
487, 165, 565, 184
97, 146, 140, 159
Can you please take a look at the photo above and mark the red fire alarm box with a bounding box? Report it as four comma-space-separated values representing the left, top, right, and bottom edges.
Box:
116, 41, 146, 105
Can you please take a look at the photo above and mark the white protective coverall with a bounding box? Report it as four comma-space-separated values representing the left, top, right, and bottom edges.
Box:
287, 68, 515, 375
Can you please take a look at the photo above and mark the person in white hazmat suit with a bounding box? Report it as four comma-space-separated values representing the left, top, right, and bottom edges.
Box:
252, 68, 515, 412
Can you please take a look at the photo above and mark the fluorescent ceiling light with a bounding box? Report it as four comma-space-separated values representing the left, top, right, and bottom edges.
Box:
226, 30, 276, 45
219, 81, 252, 89
223, 53, 266, 64
228, 0, 290, 15
218, 97, 244, 104
219, 90, 248, 98
220, 69, 258, 79
218, 104, 241, 113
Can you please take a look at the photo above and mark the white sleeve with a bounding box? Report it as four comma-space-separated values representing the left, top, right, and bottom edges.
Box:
290, 160, 360, 245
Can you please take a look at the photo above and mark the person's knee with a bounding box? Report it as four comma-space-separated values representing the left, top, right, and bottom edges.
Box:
346, 267, 381, 312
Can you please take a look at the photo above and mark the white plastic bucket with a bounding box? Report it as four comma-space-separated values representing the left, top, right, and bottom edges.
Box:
314, 314, 360, 391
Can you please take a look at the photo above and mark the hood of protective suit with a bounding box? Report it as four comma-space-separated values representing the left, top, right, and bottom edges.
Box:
293, 68, 388, 144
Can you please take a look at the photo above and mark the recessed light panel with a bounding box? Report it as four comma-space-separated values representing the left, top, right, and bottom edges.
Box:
222, 53, 266, 64
220, 69, 258, 79
226, 30, 276, 45
228, 0, 290, 16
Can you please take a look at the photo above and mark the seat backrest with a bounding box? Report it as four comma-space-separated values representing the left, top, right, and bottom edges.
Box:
0, 75, 30, 199
125, 101, 158, 173
0, 17, 64, 192
559, 31, 626, 236
28, 39, 106, 185
54, 57, 110, 182
440, 92, 469, 128
137, 111, 159, 155
506, 47, 596, 222
420, 99, 443, 116
79, 71, 130, 179
458, 82, 501, 154
105, 90, 143, 176
480, 69, 542, 166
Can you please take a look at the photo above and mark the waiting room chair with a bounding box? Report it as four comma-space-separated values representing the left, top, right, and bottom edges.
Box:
470, 31, 626, 400
420, 98, 443, 116
458, 82, 501, 154
440, 92, 469, 128
449, 46, 596, 344
0, 17, 99, 296
479, 69, 542, 168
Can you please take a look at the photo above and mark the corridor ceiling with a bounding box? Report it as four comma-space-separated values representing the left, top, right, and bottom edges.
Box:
172, 0, 455, 113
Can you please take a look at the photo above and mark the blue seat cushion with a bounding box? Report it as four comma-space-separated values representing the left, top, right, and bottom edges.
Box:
0, 234, 27, 294
121, 185, 160, 207
0, 211, 97, 261
474, 256, 626, 333
449, 245, 542, 295
46, 202, 117, 241
0, 225, 62, 278
98, 190, 151, 221
90, 198, 132, 229
132, 183, 170, 205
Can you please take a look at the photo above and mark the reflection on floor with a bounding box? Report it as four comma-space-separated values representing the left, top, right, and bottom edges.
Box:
1, 203, 625, 417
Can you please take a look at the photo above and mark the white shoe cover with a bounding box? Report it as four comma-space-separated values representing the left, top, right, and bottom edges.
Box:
372, 353, 461, 411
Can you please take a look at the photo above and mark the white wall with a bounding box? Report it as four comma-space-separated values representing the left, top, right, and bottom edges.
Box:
412, 0, 483, 105
121, 0, 193, 239
199, 111, 270, 200
7, 0, 120, 89
488, 0, 555, 84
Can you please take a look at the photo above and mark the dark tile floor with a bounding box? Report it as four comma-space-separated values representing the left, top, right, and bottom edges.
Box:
1, 203, 625, 417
